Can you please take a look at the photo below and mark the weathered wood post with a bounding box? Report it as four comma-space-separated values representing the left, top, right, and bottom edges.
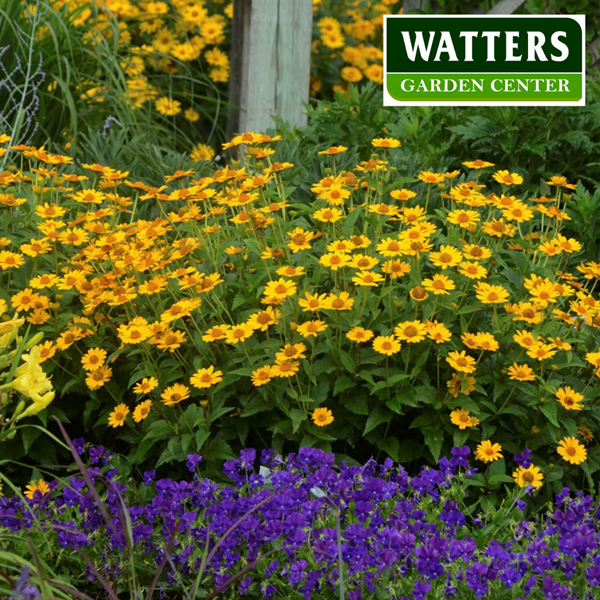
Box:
227, 0, 313, 138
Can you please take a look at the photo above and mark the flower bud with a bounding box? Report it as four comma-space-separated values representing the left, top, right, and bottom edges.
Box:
25, 332, 44, 350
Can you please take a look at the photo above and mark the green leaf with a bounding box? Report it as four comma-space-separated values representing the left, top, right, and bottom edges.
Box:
339, 350, 356, 373
334, 375, 355, 396
363, 407, 391, 435
539, 401, 559, 427
290, 409, 306, 434
423, 428, 443, 462
345, 396, 370, 415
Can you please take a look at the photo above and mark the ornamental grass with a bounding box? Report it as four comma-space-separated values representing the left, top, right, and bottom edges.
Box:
0, 131, 599, 500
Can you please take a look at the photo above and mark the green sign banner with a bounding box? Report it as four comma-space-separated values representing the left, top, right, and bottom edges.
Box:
384, 15, 585, 106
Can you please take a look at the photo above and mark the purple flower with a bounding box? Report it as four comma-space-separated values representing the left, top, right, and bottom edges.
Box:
514, 449, 532, 469
412, 580, 432, 600
185, 454, 203, 472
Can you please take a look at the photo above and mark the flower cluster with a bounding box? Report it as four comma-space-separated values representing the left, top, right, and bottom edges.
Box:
0, 130, 598, 484
3, 443, 600, 599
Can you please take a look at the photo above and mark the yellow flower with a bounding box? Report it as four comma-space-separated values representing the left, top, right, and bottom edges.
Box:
430, 245, 462, 270
133, 399, 152, 423
347, 327, 374, 344
493, 170, 524, 185
418, 171, 444, 184
24, 479, 50, 500
422, 274, 455, 295
161, 383, 190, 406
446, 351, 476, 374
324, 291, 354, 310
155, 97, 181, 116
447, 374, 476, 397
297, 320, 328, 338
507, 363, 536, 382
513, 465, 543, 489
275, 343, 307, 362
312, 407, 334, 426
263, 278, 297, 300
394, 320, 427, 343
557, 437, 587, 465
108, 403, 129, 427
320, 252, 350, 271
251, 365, 273, 387
372, 138, 400, 149
555, 386, 584, 410
247, 307, 280, 331
447, 209, 480, 228
202, 325, 230, 343
11, 346, 55, 420
474, 282, 510, 304
271, 359, 300, 378
526, 343, 557, 361
133, 377, 159, 394
313, 207, 344, 223
450, 408, 479, 429
372, 335, 401, 356
475, 440, 503, 462
463, 159, 494, 169
81, 348, 107, 371
190, 366, 223, 389
298, 292, 327, 312
85, 366, 113, 390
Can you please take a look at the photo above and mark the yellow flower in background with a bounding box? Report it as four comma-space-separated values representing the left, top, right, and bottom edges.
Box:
557, 437, 587, 465
24, 479, 50, 499
11, 346, 55, 420
513, 465, 543, 489
108, 403, 129, 427
493, 170, 524, 185
155, 97, 181, 116
475, 440, 503, 463
312, 407, 334, 426
555, 386, 584, 410
133, 399, 152, 423
346, 327, 374, 344
372, 138, 400, 149
133, 377, 159, 394
190, 366, 223, 389
450, 408, 479, 429
446, 351, 476, 374
373, 335, 401, 356
507, 363, 536, 382
161, 384, 190, 406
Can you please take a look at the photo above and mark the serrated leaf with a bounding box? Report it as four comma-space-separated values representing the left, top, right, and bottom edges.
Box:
539, 401, 559, 427
363, 407, 391, 435
423, 428, 443, 462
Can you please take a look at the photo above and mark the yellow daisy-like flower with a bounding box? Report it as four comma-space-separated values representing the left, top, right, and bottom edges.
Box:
394, 320, 427, 343
225, 323, 254, 344
352, 271, 384, 287
311, 407, 334, 426
450, 408, 479, 429
463, 159, 494, 169
493, 170, 524, 185
513, 465, 543, 489
85, 366, 113, 390
557, 436, 587, 465
418, 171, 445, 184
155, 97, 182, 116
446, 351, 477, 374
475, 440, 503, 463
320, 252, 350, 271
190, 366, 223, 389
133, 399, 152, 423
447, 209, 480, 228
422, 274, 456, 295
324, 291, 354, 310
24, 479, 50, 500
555, 386, 584, 411
507, 363, 536, 382
347, 327, 374, 343
372, 335, 401, 356
108, 403, 129, 427
161, 383, 190, 406
372, 138, 401, 148
81, 348, 107, 372
313, 207, 344, 223
271, 359, 300, 378
430, 245, 462, 270
297, 320, 328, 338
251, 365, 273, 387
133, 377, 159, 394
318, 145, 348, 155
474, 282, 510, 304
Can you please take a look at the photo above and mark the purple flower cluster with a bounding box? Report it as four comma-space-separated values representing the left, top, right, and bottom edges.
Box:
1, 444, 599, 599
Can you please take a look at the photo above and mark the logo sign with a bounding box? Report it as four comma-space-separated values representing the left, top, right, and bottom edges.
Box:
384, 15, 585, 106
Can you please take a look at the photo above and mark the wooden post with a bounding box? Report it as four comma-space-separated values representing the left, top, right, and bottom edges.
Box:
227, 0, 313, 138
